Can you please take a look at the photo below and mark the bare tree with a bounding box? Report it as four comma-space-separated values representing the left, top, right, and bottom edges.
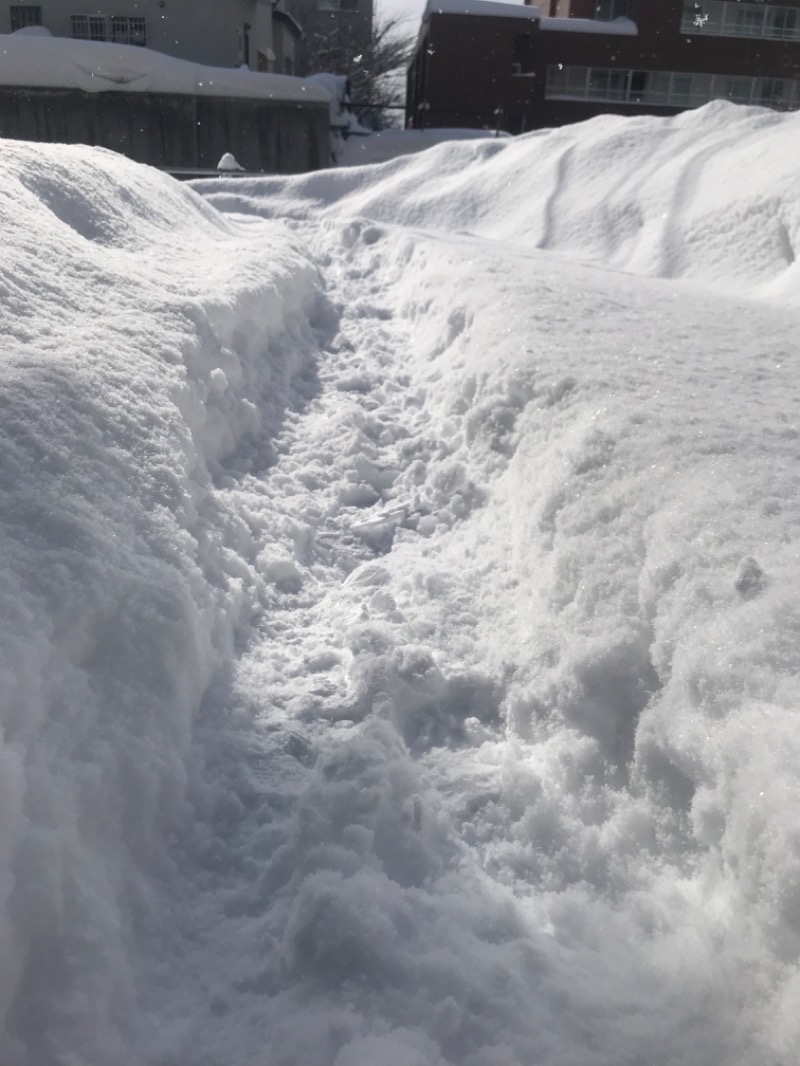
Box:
305, 13, 415, 130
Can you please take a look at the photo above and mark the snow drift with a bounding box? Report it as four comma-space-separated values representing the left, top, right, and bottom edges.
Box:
3, 100, 800, 1066
210, 100, 800, 293
0, 140, 321, 1063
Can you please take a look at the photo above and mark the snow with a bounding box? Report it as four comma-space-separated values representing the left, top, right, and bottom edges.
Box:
418, 0, 637, 30
0, 33, 328, 102
338, 128, 511, 166
540, 15, 638, 33
307, 72, 353, 130
3, 98, 800, 1065
422, 0, 540, 21
217, 152, 245, 171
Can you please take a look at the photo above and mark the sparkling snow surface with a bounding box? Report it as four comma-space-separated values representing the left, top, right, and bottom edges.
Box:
3, 102, 800, 1065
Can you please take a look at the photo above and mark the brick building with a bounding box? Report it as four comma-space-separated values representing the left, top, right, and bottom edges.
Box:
407, 0, 800, 132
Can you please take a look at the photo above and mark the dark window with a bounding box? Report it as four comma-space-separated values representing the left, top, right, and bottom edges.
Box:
110, 15, 146, 45
71, 14, 107, 41
595, 0, 632, 19
759, 78, 785, 106
10, 5, 41, 30
588, 68, 627, 99
725, 76, 752, 103
629, 70, 647, 100
670, 73, 692, 105
71, 13, 146, 44
512, 33, 530, 73
768, 8, 798, 38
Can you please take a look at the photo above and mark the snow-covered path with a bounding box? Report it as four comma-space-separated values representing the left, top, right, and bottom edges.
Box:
147, 186, 800, 1063
4, 103, 800, 1066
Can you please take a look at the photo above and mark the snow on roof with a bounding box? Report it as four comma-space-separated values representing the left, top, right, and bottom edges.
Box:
419, 3, 638, 33
423, 0, 540, 22
540, 16, 638, 34
0, 33, 329, 102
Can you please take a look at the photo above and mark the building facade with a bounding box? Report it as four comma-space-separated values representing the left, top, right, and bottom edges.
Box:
1, 0, 290, 71
1, 0, 373, 77
407, 0, 800, 132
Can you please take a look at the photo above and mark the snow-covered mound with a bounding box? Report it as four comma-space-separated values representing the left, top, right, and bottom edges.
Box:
337, 128, 511, 167
208, 100, 800, 293
0, 140, 321, 1063
4, 100, 800, 1066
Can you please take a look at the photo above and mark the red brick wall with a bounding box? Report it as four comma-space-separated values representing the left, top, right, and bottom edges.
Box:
407, 5, 800, 132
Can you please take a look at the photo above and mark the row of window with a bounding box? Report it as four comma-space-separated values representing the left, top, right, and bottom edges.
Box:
71, 14, 146, 45
594, 0, 800, 41
9, 7, 146, 44
9, 4, 40, 29
682, 1, 800, 41
545, 65, 800, 110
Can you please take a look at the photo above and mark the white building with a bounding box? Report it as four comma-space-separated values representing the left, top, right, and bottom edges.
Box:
1, 0, 301, 73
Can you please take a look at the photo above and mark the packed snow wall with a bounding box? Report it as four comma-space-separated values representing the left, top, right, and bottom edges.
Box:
0, 139, 324, 1063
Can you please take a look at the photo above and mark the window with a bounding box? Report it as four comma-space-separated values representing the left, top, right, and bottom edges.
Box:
546, 65, 592, 98
766, 6, 798, 39
110, 15, 146, 46
588, 68, 627, 100
669, 73, 692, 105
10, 5, 41, 30
758, 78, 787, 107
71, 14, 107, 40
71, 13, 146, 44
595, 0, 632, 19
512, 33, 530, 75
725, 77, 753, 104
682, 2, 800, 41
628, 70, 647, 101
728, 7, 765, 37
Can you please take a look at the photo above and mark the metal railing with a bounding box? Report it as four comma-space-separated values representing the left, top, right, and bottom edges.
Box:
681, 1, 800, 41
546, 65, 800, 111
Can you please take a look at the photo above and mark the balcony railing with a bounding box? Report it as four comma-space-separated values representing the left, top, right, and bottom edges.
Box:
681, 1, 800, 41
545, 65, 800, 110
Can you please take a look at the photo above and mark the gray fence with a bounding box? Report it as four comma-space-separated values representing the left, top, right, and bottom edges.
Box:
0, 87, 331, 173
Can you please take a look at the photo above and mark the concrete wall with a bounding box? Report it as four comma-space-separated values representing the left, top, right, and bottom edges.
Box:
0, 87, 331, 172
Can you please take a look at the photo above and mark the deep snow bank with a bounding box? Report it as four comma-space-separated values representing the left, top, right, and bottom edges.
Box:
259, 218, 800, 1066
4, 100, 800, 1066
204, 101, 800, 294
193, 102, 800, 1064
0, 141, 320, 1063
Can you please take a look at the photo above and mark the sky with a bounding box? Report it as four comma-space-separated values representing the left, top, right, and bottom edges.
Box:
3, 100, 800, 1066
375, 0, 527, 37
376, 0, 429, 34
